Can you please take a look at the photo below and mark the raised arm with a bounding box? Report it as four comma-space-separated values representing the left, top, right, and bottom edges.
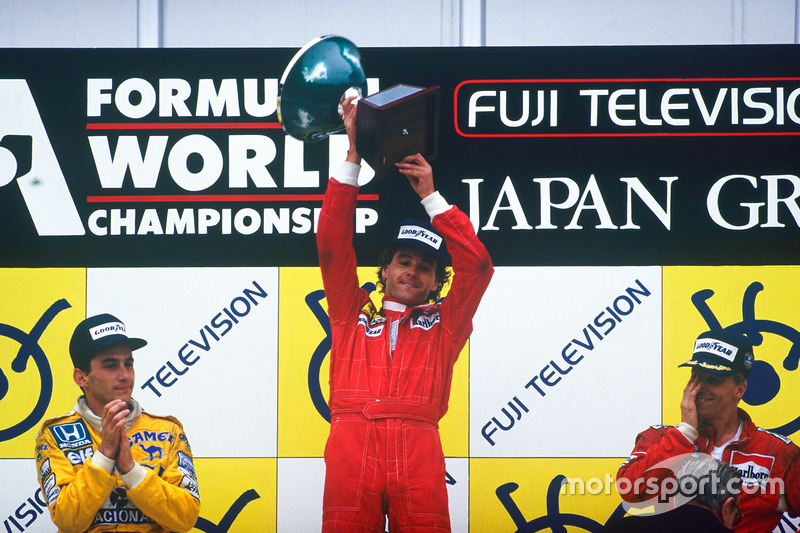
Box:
395, 153, 493, 350
317, 95, 369, 323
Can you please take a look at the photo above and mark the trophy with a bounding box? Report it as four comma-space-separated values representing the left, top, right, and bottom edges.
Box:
278, 35, 440, 179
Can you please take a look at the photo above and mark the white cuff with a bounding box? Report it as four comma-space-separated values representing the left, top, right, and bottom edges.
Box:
420, 191, 451, 220
677, 422, 698, 443
90, 450, 115, 474
121, 463, 148, 489
335, 161, 361, 187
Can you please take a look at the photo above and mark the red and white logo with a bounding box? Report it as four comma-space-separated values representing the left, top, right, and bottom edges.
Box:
729, 451, 774, 488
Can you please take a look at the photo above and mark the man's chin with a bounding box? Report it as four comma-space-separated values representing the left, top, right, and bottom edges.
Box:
395, 294, 427, 307
114, 393, 133, 405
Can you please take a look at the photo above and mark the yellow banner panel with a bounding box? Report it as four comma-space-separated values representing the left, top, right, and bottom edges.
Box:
190, 457, 276, 533
663, 266, 800, 441
470, 457, 626, 531
0, 268, 86, 458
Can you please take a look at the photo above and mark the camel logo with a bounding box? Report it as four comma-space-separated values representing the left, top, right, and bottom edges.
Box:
0, 79, 84, 236
138, 443, 164, 462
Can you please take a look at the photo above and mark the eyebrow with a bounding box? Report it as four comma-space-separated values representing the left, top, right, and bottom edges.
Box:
100, 357, 134, 364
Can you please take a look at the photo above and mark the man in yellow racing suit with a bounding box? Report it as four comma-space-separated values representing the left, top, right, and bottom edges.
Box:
34, 313, 200, 533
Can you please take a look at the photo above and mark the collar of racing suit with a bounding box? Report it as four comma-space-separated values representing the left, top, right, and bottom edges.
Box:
697, 407, 755, 447
383, 300, 407, 313
697, 408, 790, 513
74, 395, 143, 432
381, 298, 437, 315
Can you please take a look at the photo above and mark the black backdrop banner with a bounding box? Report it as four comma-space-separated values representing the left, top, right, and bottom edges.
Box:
1, 45, 798, 267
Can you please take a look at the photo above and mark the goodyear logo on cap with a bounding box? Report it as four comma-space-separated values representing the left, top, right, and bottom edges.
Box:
90, 321, 126, 340
397, 225, 442, 250
693, 338, 737, 362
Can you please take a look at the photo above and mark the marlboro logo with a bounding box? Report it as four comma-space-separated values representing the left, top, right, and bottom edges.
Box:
729, 451, 774, 487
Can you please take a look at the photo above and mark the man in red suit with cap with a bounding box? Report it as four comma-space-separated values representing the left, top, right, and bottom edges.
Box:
616, 329, 800, 532
316, 96, 493, 532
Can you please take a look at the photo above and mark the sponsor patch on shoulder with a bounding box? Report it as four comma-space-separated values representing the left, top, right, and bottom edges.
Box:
358, 314, 385, 336
181, 474, 200, 500
757, 427, 793, 445
49, 420, 92, 450
39, 458, 52, 482
177, 451, 197, 478
358, 301, 386, 336
47, 485, 60, 505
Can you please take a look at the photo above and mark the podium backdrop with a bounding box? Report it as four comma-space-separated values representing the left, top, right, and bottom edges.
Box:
1, 45, 799, 532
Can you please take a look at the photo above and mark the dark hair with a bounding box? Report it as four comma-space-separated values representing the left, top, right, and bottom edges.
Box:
75, 355, 93, 374
376, 245, 452, 302
74, 354, 93, 394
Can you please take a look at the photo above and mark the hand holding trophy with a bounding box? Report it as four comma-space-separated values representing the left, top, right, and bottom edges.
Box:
278, 35, 440, 179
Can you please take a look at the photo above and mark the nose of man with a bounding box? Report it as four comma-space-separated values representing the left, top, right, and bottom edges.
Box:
119, 366, 134, 382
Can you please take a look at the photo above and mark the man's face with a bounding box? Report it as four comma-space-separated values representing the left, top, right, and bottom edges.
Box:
690, 369, 746, 422
74, 344, 135, 413
381, 247, 439, 307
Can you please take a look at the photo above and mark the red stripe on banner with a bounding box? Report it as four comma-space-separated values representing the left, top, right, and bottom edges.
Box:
453, 77, 800, 138
454, 76, 800, 85
86, 194, 379, 203
455, 131, 800, 138
86, 122, 283, 130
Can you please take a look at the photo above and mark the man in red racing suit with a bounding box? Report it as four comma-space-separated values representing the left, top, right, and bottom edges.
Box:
317, 96, 493, 532
616, 329, 800, 532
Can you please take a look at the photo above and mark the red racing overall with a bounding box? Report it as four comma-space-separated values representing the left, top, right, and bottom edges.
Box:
616, 408, 800, 533
317, 164, 493, 532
